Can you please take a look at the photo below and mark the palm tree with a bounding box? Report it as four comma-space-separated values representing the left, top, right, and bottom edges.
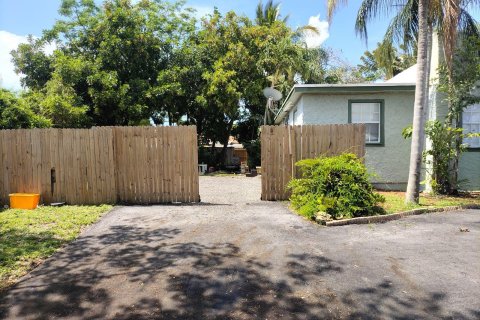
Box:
405, 0, 429, 203
255, 0, 289, 26
328, 0, 479, 203
362, 0, 479, 197
255, 0, 321, 125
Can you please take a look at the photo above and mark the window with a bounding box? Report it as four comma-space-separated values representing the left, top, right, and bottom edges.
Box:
349, 100, 383, 145
463, 103, 480, 148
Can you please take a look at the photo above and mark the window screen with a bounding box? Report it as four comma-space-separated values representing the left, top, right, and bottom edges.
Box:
463, 104, 480, 148
350, 102, 381, 144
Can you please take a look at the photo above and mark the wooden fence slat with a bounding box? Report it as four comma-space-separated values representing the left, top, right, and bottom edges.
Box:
157, 126, 164, 203
0, 131, 5, 204
0, 126, 200, 206
261, 124, 366, 201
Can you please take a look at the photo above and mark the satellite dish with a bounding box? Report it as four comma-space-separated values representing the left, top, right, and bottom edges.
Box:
262, 87, 282, 101
262, 87, 283, 125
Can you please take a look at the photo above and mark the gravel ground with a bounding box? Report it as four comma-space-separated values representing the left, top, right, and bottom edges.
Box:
1, 176, 479, 319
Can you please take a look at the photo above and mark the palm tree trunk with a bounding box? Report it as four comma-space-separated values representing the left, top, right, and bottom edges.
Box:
405, 0, 429, 204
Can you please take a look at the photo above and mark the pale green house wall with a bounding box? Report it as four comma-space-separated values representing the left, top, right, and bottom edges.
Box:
429, 88, 480, 191
427, 33, 480, 191
459, 153, 480, 190
299, 92, 415, 190
276, 32, 480, 190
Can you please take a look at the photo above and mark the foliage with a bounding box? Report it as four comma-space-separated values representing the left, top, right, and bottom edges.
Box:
243, 139, 261, 169
6, 0, 371, 166
255, 0, 288, 26
198, 146, 221, 168
423, 121, 466, 194
420, 36, 480, 194
0, 89, 50, 129
12, 0, 195, 127
358, 41, 416, 81
439, 36, 480, 125
0, 205, 112, 291
287, 153, 384, 220
160, 8, 331, 160
11, 36, 54, 90
403, 120, 479, 194
328, 0, 480, 203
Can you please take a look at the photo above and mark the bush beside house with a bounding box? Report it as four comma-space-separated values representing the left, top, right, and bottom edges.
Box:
288, 153, 385, 220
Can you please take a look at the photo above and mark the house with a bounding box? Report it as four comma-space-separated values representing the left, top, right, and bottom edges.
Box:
274, 35, 480, 191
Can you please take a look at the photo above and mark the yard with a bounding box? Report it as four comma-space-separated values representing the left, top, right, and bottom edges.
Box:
0, 176, 478, 319
379, 191, 480, 213
0, 205, 112, 291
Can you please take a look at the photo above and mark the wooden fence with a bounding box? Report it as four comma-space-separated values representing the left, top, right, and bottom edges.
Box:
261, 124, 366, 201
0, 126, 199, 205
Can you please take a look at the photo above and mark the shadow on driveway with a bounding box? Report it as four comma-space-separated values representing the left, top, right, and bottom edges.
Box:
1, 218, 478, 319
1, 176, 479, 319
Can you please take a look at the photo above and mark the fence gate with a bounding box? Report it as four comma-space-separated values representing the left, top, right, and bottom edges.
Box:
260, 124, 366, 201
0, 126, 199, 205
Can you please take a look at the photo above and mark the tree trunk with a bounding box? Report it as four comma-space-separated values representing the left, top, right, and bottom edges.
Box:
405, 0, 429, 204
449, 114, 462, 194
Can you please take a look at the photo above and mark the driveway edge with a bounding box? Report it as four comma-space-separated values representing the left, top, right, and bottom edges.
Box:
325, 204, 480, 227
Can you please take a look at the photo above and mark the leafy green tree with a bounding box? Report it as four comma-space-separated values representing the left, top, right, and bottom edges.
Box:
12, 0, 195, 127
8, 0, 334, 168
156, 8, 330, 165
11, 37, 54, 90
0, 89, 50, 129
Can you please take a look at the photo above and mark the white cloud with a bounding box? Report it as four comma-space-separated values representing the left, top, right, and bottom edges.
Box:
0, 30, 56, 91
0, 30, 28, 91
304, 14, 329, 49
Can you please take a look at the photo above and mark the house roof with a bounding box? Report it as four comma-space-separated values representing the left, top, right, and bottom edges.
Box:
386, 64, 417, 83
274, 82, 416, 124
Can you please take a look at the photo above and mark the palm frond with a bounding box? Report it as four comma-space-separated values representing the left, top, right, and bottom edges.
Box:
442, 0, 461, 75
355, 0, 409, 41
327, 0, 348, 22
457, 8, 480, 38
376, 0, 417, 51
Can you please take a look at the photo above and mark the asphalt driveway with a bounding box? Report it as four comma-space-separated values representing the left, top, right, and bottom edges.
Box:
1, 176, 479, 319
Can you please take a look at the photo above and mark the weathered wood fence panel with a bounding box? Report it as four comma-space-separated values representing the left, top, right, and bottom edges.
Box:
0, 126, 199, 205
261, 124, 366, 201
113, 126, 199, 204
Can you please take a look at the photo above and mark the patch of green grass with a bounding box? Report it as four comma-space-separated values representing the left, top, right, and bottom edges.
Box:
379, 192, 480, 214
0, 205, 112, 291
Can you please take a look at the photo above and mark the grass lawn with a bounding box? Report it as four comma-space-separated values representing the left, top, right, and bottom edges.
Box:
379, 191, 480, 214
0, 205, 112, 292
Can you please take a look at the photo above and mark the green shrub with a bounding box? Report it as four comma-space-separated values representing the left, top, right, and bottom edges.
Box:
287, 153, 385, 220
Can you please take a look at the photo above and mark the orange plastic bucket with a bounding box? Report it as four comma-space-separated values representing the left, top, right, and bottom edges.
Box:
9, 193, 40, 210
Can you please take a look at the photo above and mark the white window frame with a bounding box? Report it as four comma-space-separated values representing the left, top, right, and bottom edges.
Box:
463, 103, 480, 149
349, 100, 383, 145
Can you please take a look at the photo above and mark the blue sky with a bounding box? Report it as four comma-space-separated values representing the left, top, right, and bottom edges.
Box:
1, 0, 475, 90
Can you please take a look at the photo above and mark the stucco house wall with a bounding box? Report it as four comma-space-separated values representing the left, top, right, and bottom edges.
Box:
426, 34, 480, 190
287, 97, 304, 125
428, 89, 480, 191
298, 92, 415, 189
